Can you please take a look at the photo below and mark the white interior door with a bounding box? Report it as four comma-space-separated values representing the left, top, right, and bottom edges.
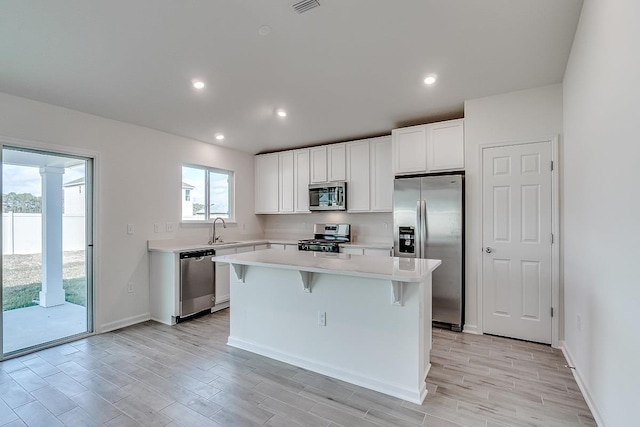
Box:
482, 141, 552, 343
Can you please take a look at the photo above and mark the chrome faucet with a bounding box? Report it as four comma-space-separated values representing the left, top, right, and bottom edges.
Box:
208, 217, 227, 245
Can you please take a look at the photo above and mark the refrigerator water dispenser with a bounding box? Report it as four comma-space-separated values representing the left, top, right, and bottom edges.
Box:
398, 226, 415, 254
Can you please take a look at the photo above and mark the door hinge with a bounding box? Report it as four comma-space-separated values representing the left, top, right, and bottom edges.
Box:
550, 160, 554, 171
551, 233, 554, 244
551, 307, 554, 318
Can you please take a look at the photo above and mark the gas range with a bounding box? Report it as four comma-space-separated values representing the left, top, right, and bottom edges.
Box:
298, 239, 341, 252
297, 223, 350, 252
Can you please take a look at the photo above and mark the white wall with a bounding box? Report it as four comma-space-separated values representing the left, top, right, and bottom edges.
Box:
463, 85, 563, 334
261, 212, 393, 244
0, 92, 262, 332
562, 1, 640, 425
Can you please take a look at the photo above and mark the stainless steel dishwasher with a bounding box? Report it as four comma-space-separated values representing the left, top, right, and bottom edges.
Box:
179, 249, 215, 321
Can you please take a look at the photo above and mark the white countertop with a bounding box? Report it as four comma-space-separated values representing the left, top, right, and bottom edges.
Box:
148, 239, 270, 253
212, 249, 440, 283
148, 239, 391, 253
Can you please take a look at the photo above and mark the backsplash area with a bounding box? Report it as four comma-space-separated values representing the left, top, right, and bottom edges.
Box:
260, 212, 393, 244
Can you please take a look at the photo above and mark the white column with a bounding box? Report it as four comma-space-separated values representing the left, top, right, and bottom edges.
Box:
39, 166, 65, 307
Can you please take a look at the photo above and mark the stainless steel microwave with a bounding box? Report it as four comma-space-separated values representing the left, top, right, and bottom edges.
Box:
309, 182, 347, 211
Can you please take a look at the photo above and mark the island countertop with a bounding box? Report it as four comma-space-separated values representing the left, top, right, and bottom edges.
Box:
212, 248, 441, 283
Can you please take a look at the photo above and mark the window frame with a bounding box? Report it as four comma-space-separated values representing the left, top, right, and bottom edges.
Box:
181, 164, 235, 223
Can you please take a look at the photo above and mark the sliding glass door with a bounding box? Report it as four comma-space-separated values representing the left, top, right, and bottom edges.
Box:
1, 145, 93, 356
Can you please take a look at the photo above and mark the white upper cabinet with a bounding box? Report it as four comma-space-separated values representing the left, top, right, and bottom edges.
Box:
255, 150, 309, 214
370, 136, 393, 212
310, 147, 327, 183
310, 144, 346, 183
392, 119, 464, 175
427, 119, 465, 171
392, 125, 428, 175
294, 149, 310, 213
328, 144, 346, 182
256, 137, 392, 214
278, 151, 294, 213
255, 153, 279, 213
346, 140, 371, 212
346, 136, 393, 213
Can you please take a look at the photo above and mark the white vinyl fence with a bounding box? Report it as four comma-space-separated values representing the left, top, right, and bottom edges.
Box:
2, 213, 85, 255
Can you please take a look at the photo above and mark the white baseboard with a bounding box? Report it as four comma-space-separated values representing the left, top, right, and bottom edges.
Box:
99, 312, 151, 333
463, 324, 481, 335
211, 301, 230, 313
560, 341, 605, 427
228, 336, 427, 404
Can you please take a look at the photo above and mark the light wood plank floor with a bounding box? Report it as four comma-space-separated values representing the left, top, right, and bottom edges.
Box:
0, 309, 596, 426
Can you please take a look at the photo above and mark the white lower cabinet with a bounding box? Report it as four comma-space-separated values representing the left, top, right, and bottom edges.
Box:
214, 247, 236, 305
269, 243, 299, 251
340, 247, 364, 256
149, 251, 181, 325
150, 243, 269, 324
340, 246, 393, 257
364, 248, 393, 257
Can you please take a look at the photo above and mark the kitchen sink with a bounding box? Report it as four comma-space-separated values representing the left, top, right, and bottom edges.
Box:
208, 241, 239, 246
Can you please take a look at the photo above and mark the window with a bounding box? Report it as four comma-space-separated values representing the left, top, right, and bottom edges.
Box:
181, 165, 233, 221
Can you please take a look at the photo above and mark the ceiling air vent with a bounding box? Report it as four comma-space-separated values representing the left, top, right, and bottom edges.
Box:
293, 0, 320, 14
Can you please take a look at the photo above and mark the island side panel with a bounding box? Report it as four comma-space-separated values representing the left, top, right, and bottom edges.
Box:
227, 265, 430, 403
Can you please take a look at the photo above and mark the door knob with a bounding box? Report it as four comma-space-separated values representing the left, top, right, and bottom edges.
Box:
485, 247, 493, 254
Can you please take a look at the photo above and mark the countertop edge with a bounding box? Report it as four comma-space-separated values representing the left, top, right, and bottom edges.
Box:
148, 240, 271, 253
148, 239, 392, 253
213, 251, 441, 283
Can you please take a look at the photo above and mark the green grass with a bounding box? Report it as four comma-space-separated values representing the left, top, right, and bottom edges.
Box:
2, 277, 87, 311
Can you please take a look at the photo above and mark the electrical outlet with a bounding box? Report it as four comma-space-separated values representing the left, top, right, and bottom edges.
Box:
153, 223, 160, 233
126, 224, 134, 235
318, 311, 326, 326
127, 282, 134, 293
166, 222, 174, 232
577, 314, 581, 332
383, 222, 389, 230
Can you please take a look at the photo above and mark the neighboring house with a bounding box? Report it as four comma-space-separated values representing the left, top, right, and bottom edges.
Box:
181, 182, 194, 218
63, 177, 85, 215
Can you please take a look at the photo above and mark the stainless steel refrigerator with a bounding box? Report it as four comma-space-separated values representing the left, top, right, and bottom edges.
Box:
393, 173, 464, 331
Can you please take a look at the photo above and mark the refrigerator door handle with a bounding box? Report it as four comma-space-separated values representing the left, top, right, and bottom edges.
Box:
415, 201, 422, 258
420, 200, 427, 259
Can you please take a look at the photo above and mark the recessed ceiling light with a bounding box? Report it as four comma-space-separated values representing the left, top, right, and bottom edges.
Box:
192, 81, 205, 89
276, 109, 287, 118
423, 75, 437, 85
215, 133, 225, 141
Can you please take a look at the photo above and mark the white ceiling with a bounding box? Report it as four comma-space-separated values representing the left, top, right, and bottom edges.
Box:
0, 0, 583, 154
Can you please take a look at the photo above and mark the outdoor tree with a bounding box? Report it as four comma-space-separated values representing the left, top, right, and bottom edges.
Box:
2, 192, 42, 213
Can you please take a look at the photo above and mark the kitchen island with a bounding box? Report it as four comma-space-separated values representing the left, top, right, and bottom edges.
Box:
212, 249, 441, 403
